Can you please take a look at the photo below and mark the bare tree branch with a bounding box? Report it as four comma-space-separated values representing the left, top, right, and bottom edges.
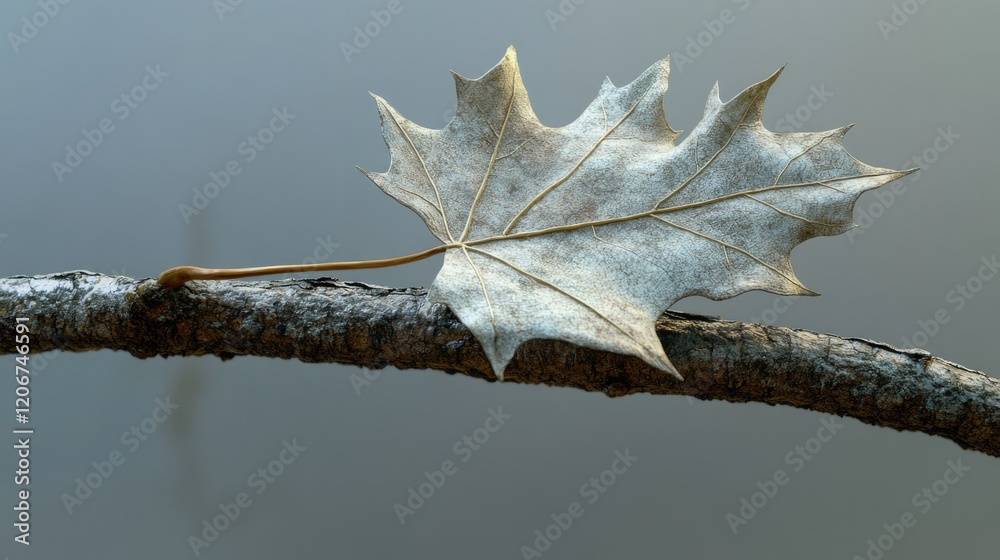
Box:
2, 271, 998, 457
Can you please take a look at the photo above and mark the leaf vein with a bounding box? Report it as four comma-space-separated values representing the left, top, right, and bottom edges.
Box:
460, 67, 519, 242
652, 215, 810, 292
464, 245, 644, 347
502, 80, 658, 235
657, 86, 768, 207
382, 101, 456, 242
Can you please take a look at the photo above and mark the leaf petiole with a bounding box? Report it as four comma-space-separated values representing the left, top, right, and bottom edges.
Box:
156, 244, 456, 288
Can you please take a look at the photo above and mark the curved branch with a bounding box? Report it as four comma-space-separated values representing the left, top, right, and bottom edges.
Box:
2, 271, 998, 457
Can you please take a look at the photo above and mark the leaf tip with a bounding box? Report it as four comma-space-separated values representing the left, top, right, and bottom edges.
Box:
487, 358, 509, 382
369, 91, 394, 109
786, 281, 821, 297
879, 167, 920, 185
355, 165, 378, 183
369, 92, 391, 112
716, 66, 784, 124
761, 64, 785, 90
703, 82, 723, 115
647, 350, 684, 380
782, 280, 820, 298
499, 45, 519, 69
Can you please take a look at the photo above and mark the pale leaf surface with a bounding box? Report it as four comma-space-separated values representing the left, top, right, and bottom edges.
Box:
359, 47, 910, 379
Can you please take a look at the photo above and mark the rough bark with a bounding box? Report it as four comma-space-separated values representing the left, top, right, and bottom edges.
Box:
2, 271, 998, 457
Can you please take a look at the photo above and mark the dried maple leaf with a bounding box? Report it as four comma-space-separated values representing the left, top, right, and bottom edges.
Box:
158, 46, 912, 381
358, 46, 910, 380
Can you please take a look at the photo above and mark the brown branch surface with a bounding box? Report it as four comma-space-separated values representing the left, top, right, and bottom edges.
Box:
2, 271, 998, 457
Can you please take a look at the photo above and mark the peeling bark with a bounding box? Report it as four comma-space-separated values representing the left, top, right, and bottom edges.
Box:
2, 271, 998, 457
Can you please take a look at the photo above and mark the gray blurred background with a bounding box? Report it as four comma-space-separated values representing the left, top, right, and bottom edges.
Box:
2, 1, 998, 558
